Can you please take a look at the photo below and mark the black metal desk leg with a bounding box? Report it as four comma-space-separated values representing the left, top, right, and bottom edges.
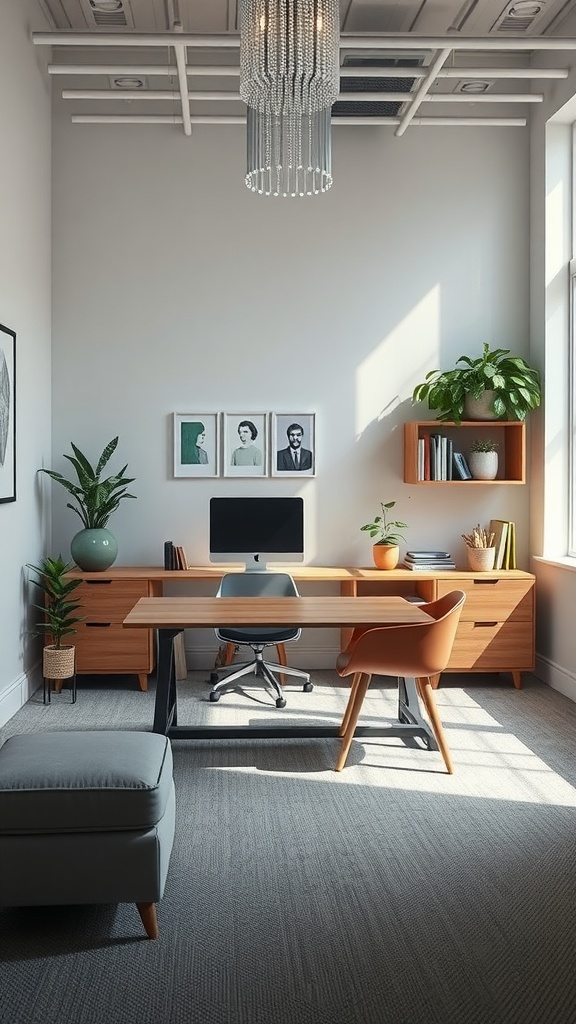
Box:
397, 676, 438, 751
153, 629, 180, 735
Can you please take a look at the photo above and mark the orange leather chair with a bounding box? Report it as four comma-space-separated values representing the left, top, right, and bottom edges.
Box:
335, 590, 466, 774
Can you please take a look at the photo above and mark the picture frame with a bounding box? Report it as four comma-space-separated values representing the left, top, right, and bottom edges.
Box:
271, 413, 315, 477
223, 413, 268, 477
173, 413, 220, 478
0, 323, 16, 503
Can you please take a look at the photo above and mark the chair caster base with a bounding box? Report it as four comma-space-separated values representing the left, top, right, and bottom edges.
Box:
275, 697, 287, 709
303, 682, 313, 693
209, 672, 219, 684
209, 690, 221, 702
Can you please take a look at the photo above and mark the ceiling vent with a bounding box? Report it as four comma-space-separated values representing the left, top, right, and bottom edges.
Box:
493, 0, 547, 33
79, 0, 134, 29
333, 53, 426, 119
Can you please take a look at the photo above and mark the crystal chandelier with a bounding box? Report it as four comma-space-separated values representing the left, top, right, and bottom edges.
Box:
240, 0, 340, 196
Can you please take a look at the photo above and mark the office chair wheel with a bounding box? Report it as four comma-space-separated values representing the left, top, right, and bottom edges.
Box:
275, 697, 287, 709
303, 682, 313, 693
209, 690, 221, 702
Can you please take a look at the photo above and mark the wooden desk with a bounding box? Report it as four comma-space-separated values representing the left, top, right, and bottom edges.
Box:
71, 565, 535, 690
123, 596, 436, 751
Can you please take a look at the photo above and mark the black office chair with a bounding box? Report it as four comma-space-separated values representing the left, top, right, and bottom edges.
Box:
208, 571, 313, 708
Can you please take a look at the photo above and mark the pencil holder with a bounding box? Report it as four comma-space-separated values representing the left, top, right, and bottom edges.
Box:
467, 547, 496, 572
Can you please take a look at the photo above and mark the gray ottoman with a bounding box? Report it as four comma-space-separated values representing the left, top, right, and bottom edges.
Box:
0, 731, 175, 939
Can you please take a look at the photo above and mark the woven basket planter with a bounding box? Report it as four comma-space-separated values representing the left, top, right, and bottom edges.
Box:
467, 547, 496, 572
43, 645, 75, 680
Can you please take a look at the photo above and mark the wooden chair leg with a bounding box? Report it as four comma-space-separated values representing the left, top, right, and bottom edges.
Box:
224, 642, 236, 666
336, 672, 372, 772
415, 677, 455, 775
276, 642, 287, 685
136, 901, 159, 939
338, 672, 362, 737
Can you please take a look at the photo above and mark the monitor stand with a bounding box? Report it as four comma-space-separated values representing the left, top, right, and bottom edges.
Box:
245, 554, 268, 572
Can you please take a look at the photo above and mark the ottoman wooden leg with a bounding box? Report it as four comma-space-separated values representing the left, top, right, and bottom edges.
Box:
137, 901, 159, 939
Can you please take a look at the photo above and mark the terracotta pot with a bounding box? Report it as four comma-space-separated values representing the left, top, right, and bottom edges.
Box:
372, 544, 400, 570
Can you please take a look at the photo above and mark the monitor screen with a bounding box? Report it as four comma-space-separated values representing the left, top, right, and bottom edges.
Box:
209, 496, 304, 570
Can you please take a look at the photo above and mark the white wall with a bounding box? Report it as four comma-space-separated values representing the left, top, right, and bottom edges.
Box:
0, 1, 52, 725
50, 102, 531, 666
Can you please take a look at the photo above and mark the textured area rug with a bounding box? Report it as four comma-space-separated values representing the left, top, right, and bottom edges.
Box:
1, 671, 576, 1024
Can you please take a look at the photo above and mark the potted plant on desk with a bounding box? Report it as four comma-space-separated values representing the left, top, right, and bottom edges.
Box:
360, 501, 408, 570
27, 555, 84, 698
40, 436, 136, 571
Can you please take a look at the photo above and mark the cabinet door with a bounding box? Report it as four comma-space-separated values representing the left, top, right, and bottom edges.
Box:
75, 623, 153, 672
447, 620, 534, 670
436, 578, 533, 620
77, 579, 151, 621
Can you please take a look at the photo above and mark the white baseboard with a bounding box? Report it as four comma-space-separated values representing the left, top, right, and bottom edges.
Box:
535, 654, 576, 703
0, 666, 41, 729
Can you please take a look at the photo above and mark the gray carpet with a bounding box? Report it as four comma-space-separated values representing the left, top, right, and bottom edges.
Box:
1, 670, 576, 1024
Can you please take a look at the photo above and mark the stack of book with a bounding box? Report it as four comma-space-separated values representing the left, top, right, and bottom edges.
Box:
488, 519, 516, 569
163, 541, 189, 570
417, 435, 474, 481
402, 550, 456, 571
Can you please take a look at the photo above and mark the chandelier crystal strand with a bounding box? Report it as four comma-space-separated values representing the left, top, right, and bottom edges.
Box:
240, 0, 340, 115
246, 105, 332, 197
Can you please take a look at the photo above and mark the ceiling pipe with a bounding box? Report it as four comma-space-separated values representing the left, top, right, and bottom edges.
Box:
70, 114, 527, 126
61, 88, 543, 103
47, 63, 570, 79
32, 32, 576, 51
396, 48, 452, 137
172, 22, 191, 135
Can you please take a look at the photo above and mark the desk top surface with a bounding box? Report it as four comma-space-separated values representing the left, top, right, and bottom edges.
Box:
71, 564, 534, 582
123, 595, 432, 629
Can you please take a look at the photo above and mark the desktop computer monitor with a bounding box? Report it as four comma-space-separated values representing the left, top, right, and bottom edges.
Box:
209, 496, 304, 571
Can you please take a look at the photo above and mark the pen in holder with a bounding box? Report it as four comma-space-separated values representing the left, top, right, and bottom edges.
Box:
462, 524, 496, 572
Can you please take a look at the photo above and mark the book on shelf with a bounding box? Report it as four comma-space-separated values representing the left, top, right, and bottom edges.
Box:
402, 560, 456, 571
488, 519, 516, 569
452, 451, 472, 480
163, 540, 174, 570
405, 550, 452, 561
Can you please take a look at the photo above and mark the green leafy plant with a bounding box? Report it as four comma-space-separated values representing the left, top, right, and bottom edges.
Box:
41, 437, 136, 529
412, 343, 541, 425
27, 555, 84, 648
470, 438, 499, 453
360, 501, 408, 546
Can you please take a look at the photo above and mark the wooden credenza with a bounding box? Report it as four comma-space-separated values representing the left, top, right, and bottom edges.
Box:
66, 566, 535, 691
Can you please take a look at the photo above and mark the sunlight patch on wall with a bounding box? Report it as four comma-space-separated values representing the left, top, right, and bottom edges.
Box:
355, 287, 441, 436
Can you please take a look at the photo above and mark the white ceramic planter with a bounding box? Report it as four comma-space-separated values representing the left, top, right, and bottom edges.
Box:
468, 451, 498, 480
464, 390, 499, 421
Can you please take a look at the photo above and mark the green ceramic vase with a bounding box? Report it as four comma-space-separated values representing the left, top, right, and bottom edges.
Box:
70, 528, 118, 572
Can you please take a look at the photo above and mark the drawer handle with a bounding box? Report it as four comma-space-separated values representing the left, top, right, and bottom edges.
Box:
86, 622, 112, 628
85, 580, 113, 586
474, 621, 498, 628
472, 580, 499, 586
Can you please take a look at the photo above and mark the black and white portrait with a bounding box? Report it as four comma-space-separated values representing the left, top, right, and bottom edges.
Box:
272, 414, 315, 477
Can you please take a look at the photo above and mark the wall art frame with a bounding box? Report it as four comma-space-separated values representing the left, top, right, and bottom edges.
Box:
173, 413, 220, 478
223, 412, 268, 477
0, 323, 16, 503
271, 413, 316, 477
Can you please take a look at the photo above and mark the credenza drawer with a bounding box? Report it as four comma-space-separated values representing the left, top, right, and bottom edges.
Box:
447, 620, 534, 671
76, 579, 151, 621
436, 578, 533, 621
74, 623, 153, 673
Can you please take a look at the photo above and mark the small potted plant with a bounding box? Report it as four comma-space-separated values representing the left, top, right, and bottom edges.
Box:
412, 343, 541, 425
40, 437, 136, 571
27, 555, 84, 696
468, 438, 499, 480
360, 500, 408, 570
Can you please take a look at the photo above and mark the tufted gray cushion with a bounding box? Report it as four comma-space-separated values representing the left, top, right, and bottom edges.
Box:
0, 731, 173, 834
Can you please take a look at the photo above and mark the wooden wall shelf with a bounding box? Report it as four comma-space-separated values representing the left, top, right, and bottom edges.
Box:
404, 421, 526, 484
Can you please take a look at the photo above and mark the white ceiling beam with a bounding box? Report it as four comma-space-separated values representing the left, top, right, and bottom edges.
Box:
172, 21, 191, 135
61, 89, 543, 103
70, 114, 527, 126
32, 32, 576, 52
47, 63, 570, 79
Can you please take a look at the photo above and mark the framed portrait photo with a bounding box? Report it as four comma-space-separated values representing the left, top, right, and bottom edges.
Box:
272, 413, 315, 477
0, 323, 16, 503
173, 413, 220, 478
223, 413, 268, 477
